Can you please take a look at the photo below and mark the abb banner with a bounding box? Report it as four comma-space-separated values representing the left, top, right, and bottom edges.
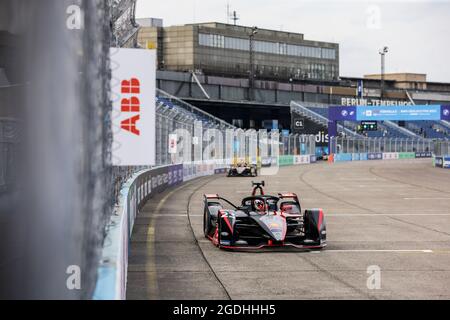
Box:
111, 48, 156, 166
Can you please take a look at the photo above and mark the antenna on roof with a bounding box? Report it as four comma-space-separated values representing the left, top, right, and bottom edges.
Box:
231, 11, 240, 25
226, 1, 240, 25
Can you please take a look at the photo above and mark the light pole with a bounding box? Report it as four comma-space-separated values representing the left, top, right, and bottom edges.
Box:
379, 46, 389, 101
249, 26, 258, 100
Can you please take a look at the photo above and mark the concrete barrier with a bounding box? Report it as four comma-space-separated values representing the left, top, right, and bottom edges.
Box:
434, 156, 450, 169
279, 155, 294, 167
444, 156, 450, 168
399, 152, 416, 160
368, 153, 383, 161
334, 153, 353, 162
293, 155, 311, 165
383, 152, 399, 160
415, 152, 433, 159
331, 152, 434, 164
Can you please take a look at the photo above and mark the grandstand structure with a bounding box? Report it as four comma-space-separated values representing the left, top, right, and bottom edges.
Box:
155, 89, 235, 166
291, 101, 449, 140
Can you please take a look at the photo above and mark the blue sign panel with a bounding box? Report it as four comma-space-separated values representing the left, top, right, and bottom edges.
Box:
328, 106, 357, 121
442, 105, 450, 121
356, 105, 441, 121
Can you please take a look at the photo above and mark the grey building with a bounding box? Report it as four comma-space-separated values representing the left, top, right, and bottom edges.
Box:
138, 21, 339, 82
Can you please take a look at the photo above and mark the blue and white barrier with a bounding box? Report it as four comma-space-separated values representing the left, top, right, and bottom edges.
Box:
332, 152, 433, 163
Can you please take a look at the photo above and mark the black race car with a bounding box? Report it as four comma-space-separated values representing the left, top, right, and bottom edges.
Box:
227, 162, 258, 177
203, 181, 327, 250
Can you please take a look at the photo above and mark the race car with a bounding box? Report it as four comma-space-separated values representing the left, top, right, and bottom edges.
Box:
203, 181, 326, 250
227, 161, 258, 177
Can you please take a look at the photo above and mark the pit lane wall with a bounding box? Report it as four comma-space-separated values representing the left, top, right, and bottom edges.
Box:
329, 152, 433, 163
93, 156, 316, 300
434, 155, 450, 169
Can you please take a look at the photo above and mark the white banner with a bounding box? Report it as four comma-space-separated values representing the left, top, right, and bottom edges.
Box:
383, 152, 399, 160
294, 155, 311, 165
111, 48, 156, 166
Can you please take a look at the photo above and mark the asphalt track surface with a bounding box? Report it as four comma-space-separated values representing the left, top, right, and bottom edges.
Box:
127, 159, 450, 300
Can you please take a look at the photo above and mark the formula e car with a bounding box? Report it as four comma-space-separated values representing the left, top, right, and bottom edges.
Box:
203, 181, 326, 250
227, 162, 258, 177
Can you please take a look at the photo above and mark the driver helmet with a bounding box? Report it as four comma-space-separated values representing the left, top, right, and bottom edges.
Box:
254, 199, 266, 212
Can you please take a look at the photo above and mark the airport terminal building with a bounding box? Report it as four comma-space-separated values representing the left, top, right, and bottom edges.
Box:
137, 20, 339, 82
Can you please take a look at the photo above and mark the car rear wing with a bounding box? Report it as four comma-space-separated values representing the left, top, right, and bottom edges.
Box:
278, 192, 299, 200
204, 194, 220, 200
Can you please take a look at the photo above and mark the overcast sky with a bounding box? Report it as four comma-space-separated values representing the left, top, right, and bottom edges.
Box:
136, 0, 450, 82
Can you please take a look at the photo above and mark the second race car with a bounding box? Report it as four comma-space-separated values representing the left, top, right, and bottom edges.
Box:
227, 161, 258, 177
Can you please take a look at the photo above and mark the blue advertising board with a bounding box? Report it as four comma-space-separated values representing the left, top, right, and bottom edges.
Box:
356, 105, 441, 121
328, 104, 450, 151
334, 153, 353, 162
329, 105, 450, 122
415, 152, 433, 159
368, 153, 383, 160
442, 106, 450, 121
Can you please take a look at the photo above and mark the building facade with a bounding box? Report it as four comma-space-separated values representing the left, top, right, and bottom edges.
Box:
138, 21, 339, 82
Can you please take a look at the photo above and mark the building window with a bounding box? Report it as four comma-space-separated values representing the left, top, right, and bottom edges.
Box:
278, 43, 287, 55
198, 33, 336, 60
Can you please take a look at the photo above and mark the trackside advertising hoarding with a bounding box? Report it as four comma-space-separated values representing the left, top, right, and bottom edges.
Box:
329, 105, 450, 122
111, 48, 156, 166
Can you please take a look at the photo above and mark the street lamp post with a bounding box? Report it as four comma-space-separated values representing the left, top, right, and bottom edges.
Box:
249, 26, 258, 101
379, 46, 389, 101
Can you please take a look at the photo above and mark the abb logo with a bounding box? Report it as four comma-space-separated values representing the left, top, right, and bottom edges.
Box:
121, 78, 141, 136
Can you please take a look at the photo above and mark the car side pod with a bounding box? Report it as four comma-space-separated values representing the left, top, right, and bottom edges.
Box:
217, 210, 236, 247
304, 209, 327, 245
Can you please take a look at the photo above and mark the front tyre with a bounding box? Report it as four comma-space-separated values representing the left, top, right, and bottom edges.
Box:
304, 209, 326, 245
203, 209, 213, 238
